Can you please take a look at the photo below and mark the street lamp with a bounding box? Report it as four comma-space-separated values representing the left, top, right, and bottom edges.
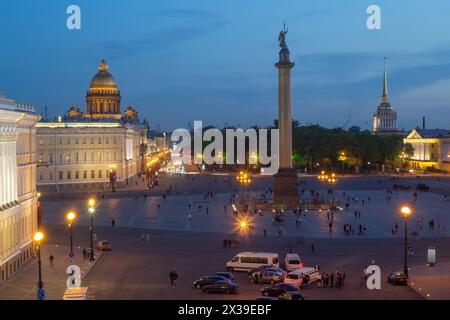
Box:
37, 192, 42, 229
66, 211, 76, 260
338, 152, 347, 174
109, 164, 117, 192
237, 171, 251, 206
33, 231, 44, 300
401, 206, 412, 277
327, 173, 338, 205
88, 198, 96, 261
318, 171, 328, 201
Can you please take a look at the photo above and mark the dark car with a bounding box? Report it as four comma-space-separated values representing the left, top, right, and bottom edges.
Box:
260, 283, 299, 297
416, 183, 430, 191
212, 272, 234, 281
278, 291, 305, 300
387, 272, 408, 286
193, 275, 228, 289
202, 281, 238, 294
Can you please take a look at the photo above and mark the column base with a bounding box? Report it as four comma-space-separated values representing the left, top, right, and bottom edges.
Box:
273, 169, 299, 210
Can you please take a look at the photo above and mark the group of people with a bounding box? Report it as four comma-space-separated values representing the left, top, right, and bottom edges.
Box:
319, 271, 345, 289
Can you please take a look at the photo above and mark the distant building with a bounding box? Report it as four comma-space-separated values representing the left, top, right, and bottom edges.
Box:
36, 60, 149, 192
0, 92, 40, 286
403, 128, 450, 172
372, 59, 401, 135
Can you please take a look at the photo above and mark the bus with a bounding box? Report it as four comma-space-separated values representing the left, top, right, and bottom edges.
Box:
226, 252, 279, 272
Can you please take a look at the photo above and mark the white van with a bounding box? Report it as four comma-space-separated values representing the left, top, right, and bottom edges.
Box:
283, 267, 320, 287
226, 252, 279, 272
284, 254, 304, 271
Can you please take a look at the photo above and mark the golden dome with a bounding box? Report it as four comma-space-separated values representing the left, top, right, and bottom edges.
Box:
90, 59, 117, 88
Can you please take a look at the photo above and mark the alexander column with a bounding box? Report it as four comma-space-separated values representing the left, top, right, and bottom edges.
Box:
273, 25, 299, 208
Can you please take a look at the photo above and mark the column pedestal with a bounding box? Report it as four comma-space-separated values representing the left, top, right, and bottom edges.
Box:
273, 168, 298, 210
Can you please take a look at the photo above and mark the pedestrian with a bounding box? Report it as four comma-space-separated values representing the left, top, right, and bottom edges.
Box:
82, 248, 87, 260
311, 243, 315, 254
329, 222, 333, 232
111, 219, 116, 227
263, 229, 267, 238
169, 270, 178, 286
278, 229, 282, 237
49, 254, 54, 267
342, 272, 346, 287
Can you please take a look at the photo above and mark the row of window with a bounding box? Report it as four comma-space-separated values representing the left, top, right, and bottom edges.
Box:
38, 151, 119, 164
39, 170, 112, 181
38, 136, 121, 145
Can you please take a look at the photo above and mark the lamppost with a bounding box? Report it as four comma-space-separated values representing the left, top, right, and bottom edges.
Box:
37, 192, 42, 229
318, 171, 328, 201
109, 164, 117, 192
66, 211, 76, 260
338, 152, 347, 174
327, 173, 338, 205
401, 206, 412, 277
237, 171, 251, 206
88, 198, 96, 261
33, 231, 44, 300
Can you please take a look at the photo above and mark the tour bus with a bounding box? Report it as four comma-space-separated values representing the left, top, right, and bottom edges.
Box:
283, 267, 321, 287
226, 252, 279, 272
284, 254, 304, 271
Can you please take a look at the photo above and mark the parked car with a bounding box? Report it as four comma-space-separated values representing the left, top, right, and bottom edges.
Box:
278, 291, 305, 300
212, 272, 234, 281
95, 240, 111, 251
416, 183, 430, 191
248, 265, 272, 274
255, 296, 278, 301
260, 283, 299, 297
248, 265, 286, 275
284, 267, 321, 287
387, 272, 408, 286
284, 254, 304, 271
202, 281, 238, 294
193, 275, 228, 289
249, 270, 284, 285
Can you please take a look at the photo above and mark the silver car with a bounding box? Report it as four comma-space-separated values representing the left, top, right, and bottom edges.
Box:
249, 270, 284, 285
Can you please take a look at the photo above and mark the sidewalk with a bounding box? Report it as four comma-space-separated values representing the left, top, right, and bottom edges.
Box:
408, 262, 450, 300
0, 244, 102, 300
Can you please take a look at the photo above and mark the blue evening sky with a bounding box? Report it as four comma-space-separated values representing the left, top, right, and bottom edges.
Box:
1, 0, 450, 131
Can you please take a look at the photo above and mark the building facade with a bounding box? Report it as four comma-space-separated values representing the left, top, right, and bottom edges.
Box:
404, 129, 450, 172
36, 60, 148, 192
0, 92, 40, 286
372, 59, 399, 134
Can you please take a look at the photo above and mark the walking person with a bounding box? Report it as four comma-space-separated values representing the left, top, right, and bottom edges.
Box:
82, 248, 87, 260
49, 254, 54, 267
111, 218, 116, 227
169, 270, 178, 286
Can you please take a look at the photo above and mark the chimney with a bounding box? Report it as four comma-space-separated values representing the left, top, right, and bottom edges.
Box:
422, 116, 426, 130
